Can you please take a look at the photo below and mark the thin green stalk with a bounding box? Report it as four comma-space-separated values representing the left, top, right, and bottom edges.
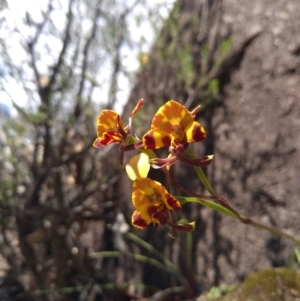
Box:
186, 228, 193, 274
178, 196, 300, 246
89, 251, 168, 272
249, 220, 300, 245
185, 147, 216, 195
125, 231, 183, 280
105, 224, 184, 282
124, 231, 193, 294
32, 282, 155, 296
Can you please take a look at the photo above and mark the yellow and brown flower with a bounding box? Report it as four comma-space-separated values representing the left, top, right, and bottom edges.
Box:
143, 100, 206, 150
131, 178, 181, 229
142, 100, 213, 169
93, 110, 127, 148
93, 99, 143, 166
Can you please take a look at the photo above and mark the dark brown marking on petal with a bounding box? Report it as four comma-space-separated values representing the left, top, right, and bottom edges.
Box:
192, 125, 206, 142
100, 133, 117, 145
147, 205, 160, 216
161, 135, 172, 146
143, 133, 156, 149
165, 194, 181, 209
152, 210, 167, 225
106, 130, 126, 140
132, 211, 148, 229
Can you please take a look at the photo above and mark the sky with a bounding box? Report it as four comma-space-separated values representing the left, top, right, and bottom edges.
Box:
0, 0, 175, 115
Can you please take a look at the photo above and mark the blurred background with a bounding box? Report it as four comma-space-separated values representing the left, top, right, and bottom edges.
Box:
0, 0, 300, 300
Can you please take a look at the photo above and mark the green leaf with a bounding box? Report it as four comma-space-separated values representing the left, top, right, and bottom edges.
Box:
176, 196, 236, 218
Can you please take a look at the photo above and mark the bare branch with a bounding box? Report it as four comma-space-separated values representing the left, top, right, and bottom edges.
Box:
48, 0, 74, 90
107, 0, 141, 109
26, 0, 54, 92
75, 0, 103, 113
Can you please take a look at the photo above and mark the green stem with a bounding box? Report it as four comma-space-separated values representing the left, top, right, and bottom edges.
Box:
89, 251, 169, 272
32, 282, 155, 296
105, 224, 185, 283
178, 196, 300, 246
249, 220, 300, 245
186, 147, 216, 195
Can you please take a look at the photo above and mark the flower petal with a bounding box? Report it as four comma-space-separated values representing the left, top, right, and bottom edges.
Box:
143, 130, 172, 149
132, 178, 157, 208
135, 179, 181, 209
142, 100, 206, 150
185, 121, 206, 143
150, 155, 179, 169
130, 99, 144, 117
163, 192, 181, 210
180, 155, 214, 167
96, 110, 122, 137
93, 131, 124, 148
138, 203, 160, 224
132, 210, 149, 229
132, 177, 181, 228
152, 209, 167, 226
151, 100, 194, 133
132, 178, 181, 209
167, 220, 196, 232
125, 153, 150, 181
190, 104, 201, 117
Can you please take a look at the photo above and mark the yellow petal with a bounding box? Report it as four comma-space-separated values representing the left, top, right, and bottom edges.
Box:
143, 130, 172, 149
138, 203, 158, 224
96, 110, 124, 137
132, 178, 170, 210
161, 191, 181, 210
151, 100, 194, 133
125, 153, 150, 180
132, 210, 149, 229
185, 121, 206, 143
132, 178, 157, 208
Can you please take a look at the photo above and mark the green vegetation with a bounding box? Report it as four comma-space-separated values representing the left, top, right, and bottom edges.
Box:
201, 268, 300, 301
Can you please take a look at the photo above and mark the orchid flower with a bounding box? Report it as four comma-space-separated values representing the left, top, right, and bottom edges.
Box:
142, 100, 213, 168
93, 99, 143, 166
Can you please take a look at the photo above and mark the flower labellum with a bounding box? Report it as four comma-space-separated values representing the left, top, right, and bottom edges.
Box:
131, 178, 181, 229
